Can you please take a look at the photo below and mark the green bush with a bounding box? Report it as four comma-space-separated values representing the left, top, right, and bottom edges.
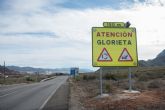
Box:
138, 74, 149, 81
75, 75, 80, 81
25, 77, 33, 81
147, 72, 165, 79
103, 73, 128, 81
148, 80, 162, 88
104, 73, 112, 80
104, 74, 118, 81
105, 83, 111, 93
88, 75, 96, 80
83, 75, 88, 80
82, 75, 96, 80
138, 72, 165, 81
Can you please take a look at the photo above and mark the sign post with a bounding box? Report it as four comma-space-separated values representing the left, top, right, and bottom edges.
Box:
70, 67, 79, 78
100, 67, 103, 95
128, 68, 132, 92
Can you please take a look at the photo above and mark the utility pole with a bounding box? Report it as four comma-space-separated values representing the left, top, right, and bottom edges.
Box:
36, 71, 39, 82
3, 61, 5, 84
37, 72, 39, 82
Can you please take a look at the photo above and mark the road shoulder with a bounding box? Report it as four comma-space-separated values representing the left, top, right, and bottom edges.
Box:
43, 81, 69, 110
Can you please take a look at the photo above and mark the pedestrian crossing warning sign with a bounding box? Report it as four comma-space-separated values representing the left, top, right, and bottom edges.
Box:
97, 48, 112, 62
118, 48, 133, 61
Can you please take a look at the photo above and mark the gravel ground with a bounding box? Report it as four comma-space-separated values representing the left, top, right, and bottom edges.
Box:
69, 78, 165, 110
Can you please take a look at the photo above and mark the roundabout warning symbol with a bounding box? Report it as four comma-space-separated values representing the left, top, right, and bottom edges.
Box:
97, 48, 112, 62
118, 48, 133, 61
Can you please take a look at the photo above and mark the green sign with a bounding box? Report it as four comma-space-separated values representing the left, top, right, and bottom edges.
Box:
103, 22, 126, 28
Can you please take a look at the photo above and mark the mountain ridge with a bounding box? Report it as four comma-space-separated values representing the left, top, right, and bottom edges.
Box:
6, 66, 93, 74
139, 49, 165, 67
3, 49, 165, 74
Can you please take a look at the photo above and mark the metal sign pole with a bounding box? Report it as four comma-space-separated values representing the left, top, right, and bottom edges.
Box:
3, 61, 5, 84
128, 67, 132, 92
100, 67, 103, 96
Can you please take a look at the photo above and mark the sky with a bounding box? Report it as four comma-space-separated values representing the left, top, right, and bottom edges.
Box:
0, 0, 165, 69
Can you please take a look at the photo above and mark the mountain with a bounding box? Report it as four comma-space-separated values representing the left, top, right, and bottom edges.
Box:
139, 49, 165, 67
0, 65, 20, 75
96, 49, 165, 73
7, 66, 47, 73
7, 50, 165, 74
7, 66, 93, 74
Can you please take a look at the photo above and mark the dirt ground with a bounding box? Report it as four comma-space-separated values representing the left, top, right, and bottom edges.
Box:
69, 78, 165, 110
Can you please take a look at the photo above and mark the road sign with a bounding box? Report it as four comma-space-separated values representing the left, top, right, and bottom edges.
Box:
103, 22, 125, 28
92, 27, 138, 67
70, 68, 79, 76
97, 48, 113, 62
118, 48, 133, 61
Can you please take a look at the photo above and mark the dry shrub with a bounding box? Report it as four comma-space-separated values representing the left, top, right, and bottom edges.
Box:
82, 74, 97, 81
138, 72, 165, 81
148, 80, 164, 88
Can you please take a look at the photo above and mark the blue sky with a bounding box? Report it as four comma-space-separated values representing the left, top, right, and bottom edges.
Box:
0, 0, 165, 69
58, 0, 139, 9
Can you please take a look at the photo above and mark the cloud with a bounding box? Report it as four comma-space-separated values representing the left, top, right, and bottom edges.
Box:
0, 0, 165, 69
0, 0, 66, 14
0, 32, 57, 38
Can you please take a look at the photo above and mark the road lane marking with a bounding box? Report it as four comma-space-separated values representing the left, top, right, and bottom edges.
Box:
0, 90, 17, 98
0, 83, 39, 98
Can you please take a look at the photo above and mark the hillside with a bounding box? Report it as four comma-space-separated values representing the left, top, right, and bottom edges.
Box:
0, 65, 20, 75
7, 66, 93, 74
7, 66, 47, 73
139, 49, 165, 67
95, 49, 165, 73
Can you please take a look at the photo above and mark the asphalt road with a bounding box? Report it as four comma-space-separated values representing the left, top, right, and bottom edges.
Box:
0, 76, 68, 110
43, 82, 69, 110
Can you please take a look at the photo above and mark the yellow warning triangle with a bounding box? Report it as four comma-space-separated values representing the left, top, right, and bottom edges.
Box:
97, 48, 113, 62
118, 48, 133, 61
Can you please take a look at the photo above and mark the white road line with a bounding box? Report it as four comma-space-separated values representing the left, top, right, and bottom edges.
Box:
0, 83, 37, 98
0, 84, 30, 93
0, 87, 20, 93
0, 90, 17, 98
